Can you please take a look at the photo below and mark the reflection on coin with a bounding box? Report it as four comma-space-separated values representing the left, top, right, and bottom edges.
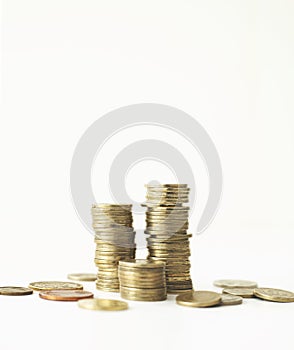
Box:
254, 288, 294, 303
0, 287, 33, 296
78, 298, 128, 311
214, 279, 258, 288
67, 273, 97, 282
29, 281, 83, 291
221, 294, 243, 305
223, 288, 255, 298
176, 291, 221, 308
39, 290, 93, 301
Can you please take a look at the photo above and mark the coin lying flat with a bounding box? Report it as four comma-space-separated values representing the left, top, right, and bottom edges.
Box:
78, 298, 128, 311
176, 291, 221, 308
254, 288, 294, 303
29, 281, 83, 291
223, 288, 255, 298
0, 287, 33, 296
67, 273, 97, 282
214, 279, 258, 288
221, 294, 243, 305
39, 290, 93, 301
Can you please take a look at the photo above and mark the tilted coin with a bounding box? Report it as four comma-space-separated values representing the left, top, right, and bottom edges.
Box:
0, 286, 33, 296
223, 288, 255, 298
254, 288, 294, 303
29, 281, 83, 291
67, 273, 97, 282
78, 298, 128, 311
221, 294, 243, 306
176, 291, 221, 307
39, 290, 94, 301
214, 279, 258, 288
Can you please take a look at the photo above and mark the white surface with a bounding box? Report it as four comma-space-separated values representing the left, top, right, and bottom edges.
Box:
1, 1, 294, 349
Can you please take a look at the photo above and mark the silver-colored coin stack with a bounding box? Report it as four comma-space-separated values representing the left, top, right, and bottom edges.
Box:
143, 184, 193, 294
92, 204, 136, 292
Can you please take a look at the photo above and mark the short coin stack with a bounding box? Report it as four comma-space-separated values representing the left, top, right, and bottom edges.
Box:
119, 259, 167, 301
92, 204, 136, 292
143, 184, 193, 294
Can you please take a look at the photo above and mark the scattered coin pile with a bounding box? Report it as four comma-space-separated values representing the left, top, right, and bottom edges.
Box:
175, 279, 294, 308
143, 184, 193, 294
92, 204, 136, 292
119, 260, 167, 301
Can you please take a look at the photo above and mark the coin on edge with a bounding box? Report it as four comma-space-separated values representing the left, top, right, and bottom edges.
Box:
214, 279, 258, 288
78, 298, 128, 311
39, 290, 93, 301
221, 294, 243, 306
0, 287, 33, 296
176, 291, 221, 308
29, 281, 83, 291
254, 288, 294, 303
223, 288, 255, 298
67, 273, 97, 282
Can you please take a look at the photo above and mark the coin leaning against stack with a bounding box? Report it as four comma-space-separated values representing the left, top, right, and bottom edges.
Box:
119, 260, 167, 301
143, 184, 193, 294
92, 204, 136, 292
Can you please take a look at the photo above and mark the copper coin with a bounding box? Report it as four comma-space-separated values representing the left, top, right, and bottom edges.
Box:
39, 290, 94, 301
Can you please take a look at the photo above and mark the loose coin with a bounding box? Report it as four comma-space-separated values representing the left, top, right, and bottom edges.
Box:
223, 288, 255, 298
67, 273, 97, 282
254, 288, 294, 303
221, 294, 243, 306
0, 286, 33, 296
78, 298, 128, 311
29, 281, 83, 291
176, 291, 221, 307
176, 290, 221, 308
214, 279, 258, 288
39, 290, 94, 301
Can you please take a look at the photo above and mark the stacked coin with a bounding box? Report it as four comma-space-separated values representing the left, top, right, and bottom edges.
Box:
119, 260, 167, 301
92, 204, 136, 292
143, 184, 193, 294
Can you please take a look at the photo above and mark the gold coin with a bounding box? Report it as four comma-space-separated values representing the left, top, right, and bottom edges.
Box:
78, 298, 128, 311
254, 288, 294, 303
221, 294, 243, 305
214, 279, 258, 288
67, 273, 97, 282
29, 281, 83, 291
176, 291, 221, 308
223, 288, 255, 298
0, 286, 33, 296
119, 259, 165, 269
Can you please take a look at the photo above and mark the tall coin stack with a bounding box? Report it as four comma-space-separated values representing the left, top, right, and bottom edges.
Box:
92, 204, 136, 292
143, 184, 193, 294
119, 260, 167, 301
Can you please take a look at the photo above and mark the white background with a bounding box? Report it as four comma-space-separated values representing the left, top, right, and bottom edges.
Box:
1, 1, 294, 349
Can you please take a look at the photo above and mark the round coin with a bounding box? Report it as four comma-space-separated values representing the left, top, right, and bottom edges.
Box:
39, 290, 94, 301
223, 288, 255, 298
29, 281, 83, 291
0, 286, 33, 296
78, 298, 128, 311
221, 294, 243, 306
214, 279, 258, 288
176, 290, 221, 308
254, 288, 294, 303
67, 273, 97, 282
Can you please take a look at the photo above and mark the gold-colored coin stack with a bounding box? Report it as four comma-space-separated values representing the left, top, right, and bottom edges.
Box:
119, 259, 167, 301
143, 184, 193, 294
92, 204, 136, 292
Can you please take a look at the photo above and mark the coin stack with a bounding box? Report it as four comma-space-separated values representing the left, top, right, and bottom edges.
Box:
92, 204, 136, 292
143, 184, 193, 294
119, 260, 167, 301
